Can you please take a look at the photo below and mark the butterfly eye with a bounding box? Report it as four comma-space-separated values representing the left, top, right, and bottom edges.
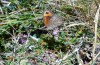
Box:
45, 12, 49, 14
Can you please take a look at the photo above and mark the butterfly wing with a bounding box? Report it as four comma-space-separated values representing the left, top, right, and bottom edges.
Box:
47, 15, 63, 30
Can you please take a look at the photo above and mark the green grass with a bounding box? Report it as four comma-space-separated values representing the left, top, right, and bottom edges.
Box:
0, 0, 100, 65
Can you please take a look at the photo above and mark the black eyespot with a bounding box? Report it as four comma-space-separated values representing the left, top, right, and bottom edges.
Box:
45, 12, 49, 14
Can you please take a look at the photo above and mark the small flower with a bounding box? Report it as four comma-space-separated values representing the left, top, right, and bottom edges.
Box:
49, 53, 56, 58
53, 28, 59, 36
18, 34, 28, 44
42, 57, 49, 63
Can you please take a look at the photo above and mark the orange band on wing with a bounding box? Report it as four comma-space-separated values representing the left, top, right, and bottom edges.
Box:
44, 16, 49, 26
43, 11, 53, 27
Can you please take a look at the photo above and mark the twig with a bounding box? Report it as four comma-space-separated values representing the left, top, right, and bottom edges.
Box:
63, 48, 79, 60
1, 0, 11, 6
30, 35, 39, 42
92, 4, 100, 64
76, 51, 84, 65
94, 51, 100, 61
56, 48, 79, 65
0, 6, 4, 14
66, 22, 86, 28
57, 38, 83, 65
0, 29, 13, 37
9, 8, 28, 14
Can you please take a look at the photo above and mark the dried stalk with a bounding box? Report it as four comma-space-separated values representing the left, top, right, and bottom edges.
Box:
92, 4, 100, 65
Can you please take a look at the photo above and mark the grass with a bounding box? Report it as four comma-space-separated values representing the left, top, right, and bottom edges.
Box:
0, 0, 100, 65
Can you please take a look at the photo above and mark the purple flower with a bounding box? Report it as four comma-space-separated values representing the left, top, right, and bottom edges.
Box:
53, 28, 59, 36
42, 57, 49, 63
49, 53, 56, 58
18, 34, 28, 44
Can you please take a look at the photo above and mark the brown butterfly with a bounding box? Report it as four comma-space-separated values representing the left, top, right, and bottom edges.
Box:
43, 10, 64, 30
